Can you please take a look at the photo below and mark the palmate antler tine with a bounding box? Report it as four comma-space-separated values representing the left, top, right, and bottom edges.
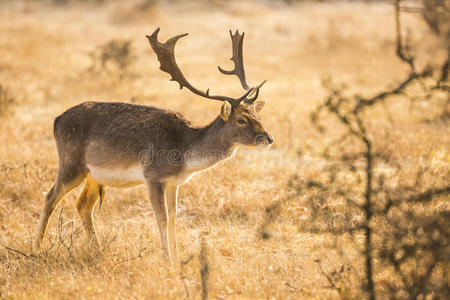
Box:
147, 28, 198, 92
218, 30, 251, 91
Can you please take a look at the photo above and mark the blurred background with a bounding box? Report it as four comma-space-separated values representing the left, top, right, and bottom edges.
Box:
0, 0, 448, 299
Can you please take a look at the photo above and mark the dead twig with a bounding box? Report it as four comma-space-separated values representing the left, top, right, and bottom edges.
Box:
199, 234, 209, 300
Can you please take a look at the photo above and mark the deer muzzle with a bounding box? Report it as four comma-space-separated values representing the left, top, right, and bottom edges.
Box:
255, 132, 273, 146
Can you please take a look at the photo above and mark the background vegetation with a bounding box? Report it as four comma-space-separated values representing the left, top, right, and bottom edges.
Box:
0, 0, 448, 298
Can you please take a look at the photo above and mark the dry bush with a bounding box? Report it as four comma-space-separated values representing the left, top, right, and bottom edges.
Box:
260, 1, 449, 298
422, 0, 449, 88
88, 39, 136, 78
0, 85, 15, 117
423, 0, 450, 38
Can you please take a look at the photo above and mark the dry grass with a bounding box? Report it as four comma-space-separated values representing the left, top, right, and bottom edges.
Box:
0, 0, 448, 299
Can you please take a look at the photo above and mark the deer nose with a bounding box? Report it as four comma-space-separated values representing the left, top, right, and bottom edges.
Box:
256, 132, 273, 145
266, 133, 274, 145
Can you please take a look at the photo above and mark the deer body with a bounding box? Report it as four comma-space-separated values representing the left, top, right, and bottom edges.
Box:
56, 101, 239, 187
35, 28, 272, 265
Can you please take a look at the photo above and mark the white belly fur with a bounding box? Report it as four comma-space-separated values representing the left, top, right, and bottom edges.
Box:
87, 164, 196, 187
87, 164, 145, 187
87, 148, 237, 187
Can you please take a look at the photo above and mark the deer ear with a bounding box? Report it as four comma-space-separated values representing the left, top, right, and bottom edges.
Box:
220, 101, 232, 121
253, 99, 265, 112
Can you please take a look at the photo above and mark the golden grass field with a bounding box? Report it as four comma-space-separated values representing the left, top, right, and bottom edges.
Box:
0, 0, 448, 299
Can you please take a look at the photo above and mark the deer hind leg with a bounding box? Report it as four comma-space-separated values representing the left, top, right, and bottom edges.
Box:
34, 165, 86, 251
166, 185, 180, 266
76, 173, 104, 250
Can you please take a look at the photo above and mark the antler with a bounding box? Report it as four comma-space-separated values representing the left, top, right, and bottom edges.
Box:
218, 30, 250, 90
147, 28, 265, 108
218, 30, 266, 104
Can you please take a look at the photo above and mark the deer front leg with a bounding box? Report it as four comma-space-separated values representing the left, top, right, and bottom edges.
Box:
147, 181, 171, 262
166, 185, 179, 266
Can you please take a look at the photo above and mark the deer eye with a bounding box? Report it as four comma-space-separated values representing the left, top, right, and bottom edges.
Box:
237, 118, 248, 126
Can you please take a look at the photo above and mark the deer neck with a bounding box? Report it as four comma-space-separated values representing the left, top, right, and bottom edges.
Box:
184, 116, 237, 170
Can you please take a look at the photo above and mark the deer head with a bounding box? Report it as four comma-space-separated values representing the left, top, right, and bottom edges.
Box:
146, 28, 273, 147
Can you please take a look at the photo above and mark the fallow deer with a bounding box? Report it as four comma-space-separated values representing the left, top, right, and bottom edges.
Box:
34, 28, 273, 265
